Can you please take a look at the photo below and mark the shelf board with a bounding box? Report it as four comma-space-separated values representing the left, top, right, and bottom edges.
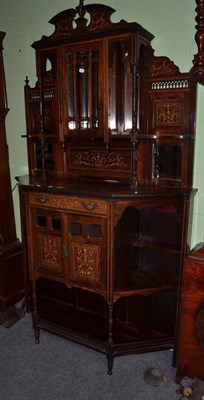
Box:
37, 295, 174, 346
131, 238, 180, 254
114, 271, 178, 300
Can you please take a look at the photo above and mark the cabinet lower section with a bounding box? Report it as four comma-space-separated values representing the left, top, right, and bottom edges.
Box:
18, 176, 195, 373
33, 279, 175, 373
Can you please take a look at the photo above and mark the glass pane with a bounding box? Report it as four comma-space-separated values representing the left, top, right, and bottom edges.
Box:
87, 224, 101, 239
34, 142, 54, 171
69, 222, 82, 236
67, 48, 99, 131
109, 39, 132, 134
91, 49, 98, 128
52, 217, 61, 231
67, 53, 75, 129
77, 50, 89, 128
36, 215, 46, 228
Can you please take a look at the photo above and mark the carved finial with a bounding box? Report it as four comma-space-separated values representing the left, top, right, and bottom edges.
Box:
25, 76, 29, 86
75, 0, 88, 29
76, 0, 85, 18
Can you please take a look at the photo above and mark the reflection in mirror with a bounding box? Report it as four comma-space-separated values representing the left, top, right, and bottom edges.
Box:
153, 144, 182, 180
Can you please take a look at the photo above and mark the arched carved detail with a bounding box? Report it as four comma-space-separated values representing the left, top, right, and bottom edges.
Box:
150, 54, 180, 78
32, 3, 140, 47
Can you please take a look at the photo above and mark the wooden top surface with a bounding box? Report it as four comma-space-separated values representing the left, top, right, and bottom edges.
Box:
17, 175, 196, 200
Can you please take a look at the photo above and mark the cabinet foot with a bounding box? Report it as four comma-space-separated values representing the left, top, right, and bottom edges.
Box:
175, 367, 185, 384
34, 327, 40, 344
107, 356, 114, 375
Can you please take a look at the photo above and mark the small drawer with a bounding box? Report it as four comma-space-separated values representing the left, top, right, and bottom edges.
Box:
29, 193, 107, 216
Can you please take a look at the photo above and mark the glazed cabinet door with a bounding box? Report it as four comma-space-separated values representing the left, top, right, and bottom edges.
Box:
27, 207, 66, 283
60, 40, 107, 141
60, 34, 136, 143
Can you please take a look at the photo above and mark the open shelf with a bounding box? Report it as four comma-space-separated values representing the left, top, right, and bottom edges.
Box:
37, 292, 174, 348
114, 271, 178, 300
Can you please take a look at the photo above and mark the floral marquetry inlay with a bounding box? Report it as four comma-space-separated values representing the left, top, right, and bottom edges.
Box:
70, 149, 131, 171
38, 233, 63, 272
71, 242, 100, 282
29, 193, 107, 215
156, 103, 181, 126
150, 56, 180, 77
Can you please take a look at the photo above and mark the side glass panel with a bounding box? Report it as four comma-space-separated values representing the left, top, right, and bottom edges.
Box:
109, 37, 133, 135
153, 144, 182, 180
34, 141, 54, 171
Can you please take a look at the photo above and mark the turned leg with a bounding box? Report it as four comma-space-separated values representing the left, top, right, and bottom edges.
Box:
107, 303, 114, 375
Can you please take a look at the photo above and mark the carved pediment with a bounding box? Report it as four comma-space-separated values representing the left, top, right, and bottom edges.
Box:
32, 2, 150, 48
149, 48, 180, 78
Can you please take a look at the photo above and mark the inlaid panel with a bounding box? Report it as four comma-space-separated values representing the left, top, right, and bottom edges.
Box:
156, 102, 181, 126
69, 148, 132, 171
70, 242, 100, 283
29, 193, 107, 216
38, 233, 63, 273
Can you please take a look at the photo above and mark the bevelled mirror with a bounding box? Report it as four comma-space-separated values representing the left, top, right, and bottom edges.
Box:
153, 143, 182, 180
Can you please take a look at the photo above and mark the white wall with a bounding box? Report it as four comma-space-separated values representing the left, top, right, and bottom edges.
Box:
0, 0, 203, 246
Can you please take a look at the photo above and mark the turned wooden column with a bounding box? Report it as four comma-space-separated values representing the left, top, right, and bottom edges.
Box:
0, 32, 24, 311
192, 0, 204, 84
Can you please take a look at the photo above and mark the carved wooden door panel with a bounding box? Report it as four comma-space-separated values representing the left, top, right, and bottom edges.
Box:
28, 207, 66, 283
67, 214, 107, 293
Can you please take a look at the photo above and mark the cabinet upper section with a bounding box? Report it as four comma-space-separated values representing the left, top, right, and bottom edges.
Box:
23, 1, 197, 188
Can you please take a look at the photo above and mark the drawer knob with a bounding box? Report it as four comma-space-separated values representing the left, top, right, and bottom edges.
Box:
36, 196, 47, 203
81, 201, 97, 211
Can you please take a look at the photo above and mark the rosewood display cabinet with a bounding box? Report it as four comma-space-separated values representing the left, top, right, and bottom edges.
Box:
18, 1, 198, 373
